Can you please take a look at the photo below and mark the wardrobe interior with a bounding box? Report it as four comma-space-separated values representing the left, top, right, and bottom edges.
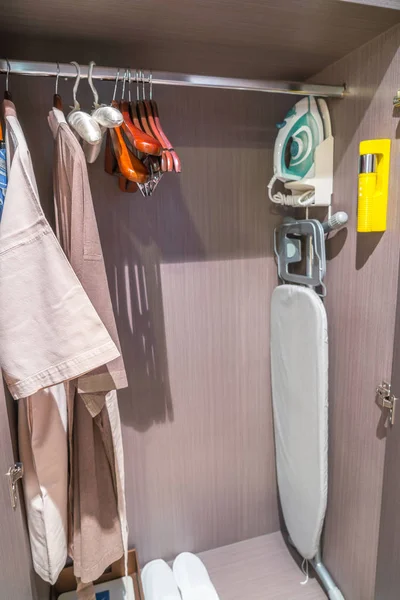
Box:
1, 2, 400, 600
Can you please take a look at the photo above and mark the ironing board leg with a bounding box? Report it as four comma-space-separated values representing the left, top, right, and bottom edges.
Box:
311, 549, 345, 599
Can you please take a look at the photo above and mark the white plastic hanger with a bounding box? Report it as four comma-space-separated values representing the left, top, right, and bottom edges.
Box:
67, 61, 102, 145
88, 61, 123, 128
83, 62, 125, 164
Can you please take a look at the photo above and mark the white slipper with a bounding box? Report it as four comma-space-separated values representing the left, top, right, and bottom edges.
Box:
141, 559, 182, 600
172, 553, 220, 600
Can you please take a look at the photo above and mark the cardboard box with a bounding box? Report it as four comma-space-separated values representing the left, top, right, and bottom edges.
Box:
54, 550, 144, 600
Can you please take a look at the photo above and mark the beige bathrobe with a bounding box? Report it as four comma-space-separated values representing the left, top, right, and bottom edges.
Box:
0, 101, 119, 397
1, 99, 124, 587
48, 108, 128, 591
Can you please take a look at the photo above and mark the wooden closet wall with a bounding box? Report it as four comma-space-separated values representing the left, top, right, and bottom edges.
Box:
93, 84, 289, 563
311, 23, 400, 600
6, 72, 293, 564
2, 19, 400, 600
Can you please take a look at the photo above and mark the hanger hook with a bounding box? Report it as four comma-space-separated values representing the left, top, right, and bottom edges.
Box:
5, 58, 11, 93
149, 70, 153, 101
112, 68, 120, 102
135, 69, 140, 101
128, 68, 132, 102
88, 61, 99, 108
70, 61, 81, 110
141, 69, 146, 101
121, 68, 127, 101
55, 61, 60, 95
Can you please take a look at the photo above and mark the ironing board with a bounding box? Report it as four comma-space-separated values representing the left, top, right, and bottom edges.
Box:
271, 284, 328, 560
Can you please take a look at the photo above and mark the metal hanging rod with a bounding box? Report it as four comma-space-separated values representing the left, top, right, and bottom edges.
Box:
0, 59, 345, 98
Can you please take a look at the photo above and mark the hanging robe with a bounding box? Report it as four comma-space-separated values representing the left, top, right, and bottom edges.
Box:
48, 107, 128, 593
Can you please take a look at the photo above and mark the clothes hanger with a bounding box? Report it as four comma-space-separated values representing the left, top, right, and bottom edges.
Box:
104, 68, 122, 177
124, 69, 165, 195
83, 61, 124, 164
105, 69, 148, 186
109, 70, 164, 196
4, 59, 12, 100
119, 69, 162, 156
104, 69, 137, 191
67, 61, 102, 145
88, 61, 123, 128
129, 70, 145, 132
108, 126, 149, 185
53, 62, 63, 109
140, 69, 172, 171
137, 69, 172, 172
135, 70, 159, 139
129, 69, 165, 174
148, 71, 181, 173
130, 69, 167, 174
103, 111, 138, 193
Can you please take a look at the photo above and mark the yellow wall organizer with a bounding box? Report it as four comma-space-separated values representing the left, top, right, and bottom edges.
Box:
357, 139, 391, 233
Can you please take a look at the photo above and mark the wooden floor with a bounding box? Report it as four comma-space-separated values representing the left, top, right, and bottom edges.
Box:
198, 532, 327, 599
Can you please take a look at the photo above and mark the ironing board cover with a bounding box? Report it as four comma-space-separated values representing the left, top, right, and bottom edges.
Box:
271, 284, 328, 559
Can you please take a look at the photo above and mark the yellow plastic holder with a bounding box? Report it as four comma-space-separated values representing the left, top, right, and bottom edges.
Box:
357, 139, 391, 233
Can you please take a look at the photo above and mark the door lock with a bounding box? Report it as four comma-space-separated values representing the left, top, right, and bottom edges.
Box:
377, 381, 397, 426
6, 462, 24, 510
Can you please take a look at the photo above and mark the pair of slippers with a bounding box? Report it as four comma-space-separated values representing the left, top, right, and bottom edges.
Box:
141, 552, 219, 600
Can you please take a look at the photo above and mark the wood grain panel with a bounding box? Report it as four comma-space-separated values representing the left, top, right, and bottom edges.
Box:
309, 24, 400, 600
91, 86, 287, 563
0, 0, 399, 81
129, 257, 278, 560
375, 256, 400, 598
0, 382, 48, 599
198, 532, 325, 599
7, 75, 287, 564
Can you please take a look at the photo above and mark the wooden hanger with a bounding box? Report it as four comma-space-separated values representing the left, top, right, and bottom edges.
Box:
120, 70, 162, 157
110, 110, 149, 183
147, 71, 181, 173
129, 74, 145, 132
53, 62, 63, 109
104, 70, 149, 187
104, 129, 138, 193
128, 70, 167, 172
136, 70, 172, 172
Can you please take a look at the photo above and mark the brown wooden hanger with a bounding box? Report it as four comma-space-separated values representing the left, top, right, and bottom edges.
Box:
104, 128, 138, 193
128, 70, 166, 172
109, 125, 149, 184
53, 62, 63, 109
104, 70, 149, 188
129, 75, 145, 132
119, 70, 162, 157
136, 70, 172, 173
150, 99, 182, 173
147, 71, 181, 173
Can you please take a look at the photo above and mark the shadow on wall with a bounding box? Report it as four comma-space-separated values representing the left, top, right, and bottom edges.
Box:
91, 169, 206, 433
86, 84, 284, 434
7, 74, 284, 435
356, 232, 384, 270
325, 228, 348, 261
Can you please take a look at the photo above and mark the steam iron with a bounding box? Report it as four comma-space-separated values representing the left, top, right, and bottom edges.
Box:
268, 96, 334, 208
